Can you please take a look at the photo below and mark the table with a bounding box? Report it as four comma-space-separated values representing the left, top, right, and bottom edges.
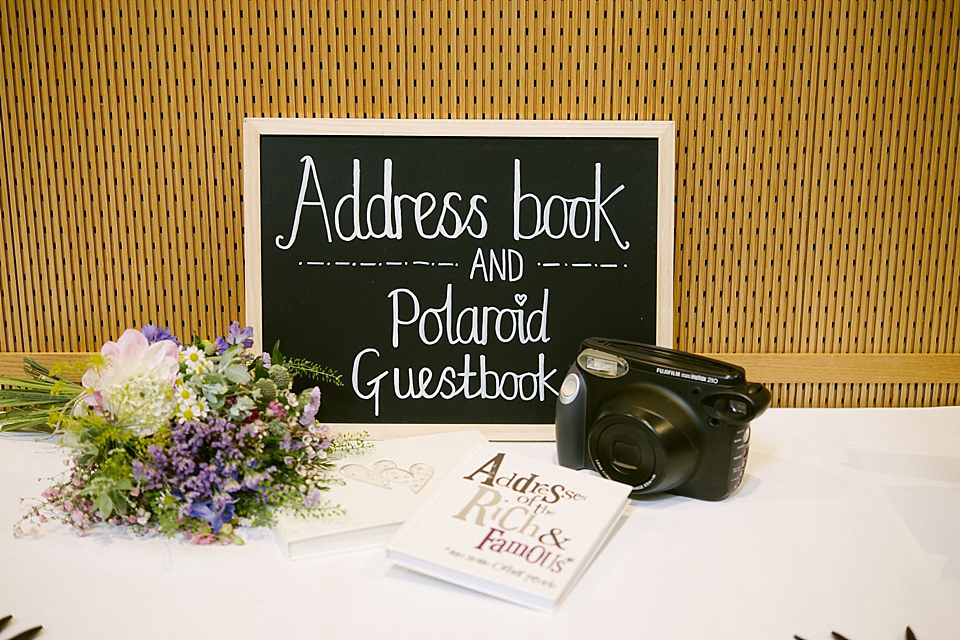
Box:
2, 407, 958, 639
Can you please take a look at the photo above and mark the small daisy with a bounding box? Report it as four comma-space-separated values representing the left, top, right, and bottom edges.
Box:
175, 384, 196, 404
177, 395, 209, 422
181, 346, 210, 374
178, 403, 202, 422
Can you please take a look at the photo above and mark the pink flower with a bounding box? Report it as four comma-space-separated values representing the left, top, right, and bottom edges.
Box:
267, 401, 288, 420
81, 329, 181, 435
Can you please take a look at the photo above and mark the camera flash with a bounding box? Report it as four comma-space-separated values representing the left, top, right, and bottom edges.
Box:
578, 349, 629, 378
585, 356, 619, 375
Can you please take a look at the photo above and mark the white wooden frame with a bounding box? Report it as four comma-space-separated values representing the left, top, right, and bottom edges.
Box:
243, 119, 675, 440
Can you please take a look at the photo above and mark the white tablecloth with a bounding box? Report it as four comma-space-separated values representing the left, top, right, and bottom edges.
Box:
2, 407, 958, 639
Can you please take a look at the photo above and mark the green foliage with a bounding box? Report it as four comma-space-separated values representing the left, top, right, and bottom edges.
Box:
254, 378, 278, 403
215, 344, 252, 385
82, 475, 133, 520
0, 358, 86, 433
283, 358, 344, 387
147, 493, 183, 536
58, 413, 157, 519
268, 364, 293, 390
267, 341, 343, 387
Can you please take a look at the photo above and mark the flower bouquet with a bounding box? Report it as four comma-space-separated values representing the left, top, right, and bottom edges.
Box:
1, 323, 366, 544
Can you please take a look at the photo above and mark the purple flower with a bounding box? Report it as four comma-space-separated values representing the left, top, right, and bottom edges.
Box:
260, 352, 272, 367
141, 323, 180, 345
187, 500, 235, 535
304, 488, 324, 508
299, 387, 322, 426
131, 459, 152, 483
215, 321, 255, 354
243, 473, 263, 490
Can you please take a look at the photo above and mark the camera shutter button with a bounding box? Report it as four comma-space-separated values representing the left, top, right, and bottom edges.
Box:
559, 373, 581, 404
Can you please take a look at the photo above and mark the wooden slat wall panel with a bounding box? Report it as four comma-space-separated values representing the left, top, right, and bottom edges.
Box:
1, 0, 957, 407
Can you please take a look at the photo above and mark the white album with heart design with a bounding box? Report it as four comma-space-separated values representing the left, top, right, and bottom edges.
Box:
273, 430, 488, 559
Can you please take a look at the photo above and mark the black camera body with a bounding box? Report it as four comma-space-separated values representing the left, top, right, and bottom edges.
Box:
556, 338, 770, 501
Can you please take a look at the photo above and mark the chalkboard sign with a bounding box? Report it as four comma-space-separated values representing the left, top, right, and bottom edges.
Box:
243, 120, 674, 438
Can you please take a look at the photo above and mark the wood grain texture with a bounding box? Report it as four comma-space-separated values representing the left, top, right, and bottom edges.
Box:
1, 0, 957, 407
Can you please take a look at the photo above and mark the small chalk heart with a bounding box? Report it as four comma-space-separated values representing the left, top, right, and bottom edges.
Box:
514, 293, 528, 306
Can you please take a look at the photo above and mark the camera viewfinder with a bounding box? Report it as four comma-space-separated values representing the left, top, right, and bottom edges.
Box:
729, 399, 748, 415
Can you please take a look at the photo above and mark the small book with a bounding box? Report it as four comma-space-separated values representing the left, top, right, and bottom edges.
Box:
386, 445, 632, 611
273, 430, 489, 559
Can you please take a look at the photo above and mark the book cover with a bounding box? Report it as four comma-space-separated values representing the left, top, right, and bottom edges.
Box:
386, 445, 632, 611
274, 430, 488, 559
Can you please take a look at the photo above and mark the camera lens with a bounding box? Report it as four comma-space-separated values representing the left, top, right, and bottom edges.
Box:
587, 410, 698, 495
593, 422, 657, 483
612, 441, 643, 472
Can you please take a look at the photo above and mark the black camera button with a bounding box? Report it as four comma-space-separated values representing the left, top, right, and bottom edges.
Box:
747, 383, 764, 395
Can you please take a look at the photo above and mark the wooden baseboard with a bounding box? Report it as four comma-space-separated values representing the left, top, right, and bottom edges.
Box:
700, 353, 960, 384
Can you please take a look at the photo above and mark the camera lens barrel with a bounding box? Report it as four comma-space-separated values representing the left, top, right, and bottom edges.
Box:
587, 391, 699, 496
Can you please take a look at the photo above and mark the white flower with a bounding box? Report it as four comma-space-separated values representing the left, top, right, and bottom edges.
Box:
81, 329, 179, 436
177, 393, 209, 422
181, 346, 211, 375
174, 382, 197, 405
178, 400, 209, 423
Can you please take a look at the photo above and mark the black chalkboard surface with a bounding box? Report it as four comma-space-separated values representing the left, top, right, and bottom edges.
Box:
244, 120, 674, 437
